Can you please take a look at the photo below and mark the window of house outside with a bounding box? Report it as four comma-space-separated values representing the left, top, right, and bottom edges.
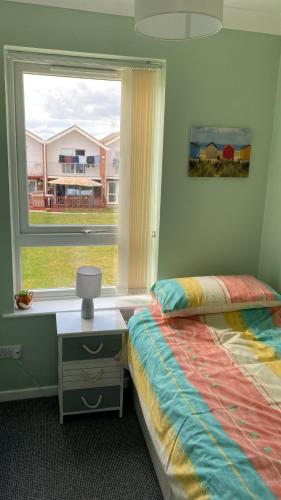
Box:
28, 179, 37, 193
107, 180, 119, 204
61, 148, 75, 156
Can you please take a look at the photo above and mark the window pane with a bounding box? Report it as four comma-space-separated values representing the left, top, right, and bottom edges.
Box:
23, 73, 121, 226
28, 180, 36, 193
109, 182, 117, 194
21, 246, 118, 289
61, 148, 74, 155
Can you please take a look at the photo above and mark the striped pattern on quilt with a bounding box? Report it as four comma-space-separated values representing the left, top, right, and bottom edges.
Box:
128, 304, 281, 499
151, 275, 281, 318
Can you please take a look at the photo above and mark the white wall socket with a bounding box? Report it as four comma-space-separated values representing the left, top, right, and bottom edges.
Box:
0, 345, 22, 360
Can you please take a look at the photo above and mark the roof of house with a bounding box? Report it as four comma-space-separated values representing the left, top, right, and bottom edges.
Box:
26, 130, 45, 144
46, 125, 109, 149
101, 132, 120, 146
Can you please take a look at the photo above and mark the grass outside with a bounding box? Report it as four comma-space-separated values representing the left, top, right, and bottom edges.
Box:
22, 209, 118, 289
29, 208, 118, 225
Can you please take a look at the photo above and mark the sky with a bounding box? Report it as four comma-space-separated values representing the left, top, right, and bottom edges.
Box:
23, 74, 121, 140
191, 126, 251, 147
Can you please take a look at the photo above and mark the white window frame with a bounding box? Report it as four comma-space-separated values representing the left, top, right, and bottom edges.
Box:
5, 47, 165, 301
5, 52, 120, 299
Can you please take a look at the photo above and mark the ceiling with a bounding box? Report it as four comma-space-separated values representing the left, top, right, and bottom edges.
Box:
4, 0, 281, 36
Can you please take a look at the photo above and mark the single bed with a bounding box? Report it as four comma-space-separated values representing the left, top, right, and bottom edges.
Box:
127, 303, 281, 499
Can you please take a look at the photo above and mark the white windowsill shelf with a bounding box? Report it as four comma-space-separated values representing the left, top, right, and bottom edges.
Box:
3, 294, 152, 318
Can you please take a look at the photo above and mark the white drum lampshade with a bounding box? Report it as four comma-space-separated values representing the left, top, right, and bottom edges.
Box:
76, 266, 102, 319
134, 0, 224, 40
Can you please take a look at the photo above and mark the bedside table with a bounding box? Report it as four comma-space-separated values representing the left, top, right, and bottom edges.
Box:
56, 309, 127, 424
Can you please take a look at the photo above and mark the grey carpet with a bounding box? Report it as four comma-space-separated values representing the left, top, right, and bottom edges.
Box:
0, 394, 163, 500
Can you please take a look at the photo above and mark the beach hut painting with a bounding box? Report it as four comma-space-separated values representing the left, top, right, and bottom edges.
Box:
188, 126, 251, 177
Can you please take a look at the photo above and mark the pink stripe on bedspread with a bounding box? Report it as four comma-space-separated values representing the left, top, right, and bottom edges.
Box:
217, 275, 276, 303
150, 306, 281, 497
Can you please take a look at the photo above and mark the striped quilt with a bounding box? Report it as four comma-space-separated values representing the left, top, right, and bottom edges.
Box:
128, 304, 281, 499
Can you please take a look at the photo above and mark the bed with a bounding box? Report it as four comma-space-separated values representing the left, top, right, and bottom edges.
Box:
127, 302, 281, 499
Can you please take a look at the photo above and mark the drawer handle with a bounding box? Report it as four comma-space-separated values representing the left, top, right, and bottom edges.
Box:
82, 343, 104, 355
81, 368, 104, 384
81, 395, 102, 410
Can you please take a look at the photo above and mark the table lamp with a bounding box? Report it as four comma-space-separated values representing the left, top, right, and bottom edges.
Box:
76, 266, 102, 319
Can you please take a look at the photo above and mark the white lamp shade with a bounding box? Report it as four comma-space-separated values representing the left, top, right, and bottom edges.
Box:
135, 0, 223, 40
76, 266, 102, 299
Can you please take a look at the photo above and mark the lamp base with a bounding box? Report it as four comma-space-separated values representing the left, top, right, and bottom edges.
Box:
81, 298, 94, 319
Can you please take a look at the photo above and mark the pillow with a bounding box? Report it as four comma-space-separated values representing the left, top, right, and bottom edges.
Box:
151, 275, 281, 318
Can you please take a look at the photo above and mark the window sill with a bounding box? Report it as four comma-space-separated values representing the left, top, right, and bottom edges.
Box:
3, 294, 152, 318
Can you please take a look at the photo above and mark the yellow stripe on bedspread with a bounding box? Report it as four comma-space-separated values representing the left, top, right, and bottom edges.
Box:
225, 311, 281, 378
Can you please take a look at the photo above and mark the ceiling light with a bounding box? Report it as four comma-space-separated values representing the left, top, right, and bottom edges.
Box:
135, 0, 224, 40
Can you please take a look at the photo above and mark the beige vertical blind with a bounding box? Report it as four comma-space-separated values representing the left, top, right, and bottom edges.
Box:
119, 68, 160, 292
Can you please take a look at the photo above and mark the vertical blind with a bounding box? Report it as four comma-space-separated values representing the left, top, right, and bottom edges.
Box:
120, 68, 161, 292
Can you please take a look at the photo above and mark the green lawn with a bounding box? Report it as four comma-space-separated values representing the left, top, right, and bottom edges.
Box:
29, 208, 118, 225
22, 209, 118, 290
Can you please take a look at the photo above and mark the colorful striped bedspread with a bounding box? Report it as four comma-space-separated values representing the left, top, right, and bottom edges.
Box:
128, 304, 281, 499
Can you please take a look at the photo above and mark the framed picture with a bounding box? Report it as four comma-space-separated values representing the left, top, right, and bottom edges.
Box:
188, 126, 251, 177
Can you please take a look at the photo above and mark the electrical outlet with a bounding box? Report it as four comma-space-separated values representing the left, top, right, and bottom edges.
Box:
0, 345, 22, 360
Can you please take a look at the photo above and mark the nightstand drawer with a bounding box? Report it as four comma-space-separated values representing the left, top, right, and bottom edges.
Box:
63, 362, 122, 390
63, 386, 120, 413
63, 334, 122, 361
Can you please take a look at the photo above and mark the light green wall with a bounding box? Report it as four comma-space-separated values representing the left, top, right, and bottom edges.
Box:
259, 57, 281, 291
0, 1, 280, 391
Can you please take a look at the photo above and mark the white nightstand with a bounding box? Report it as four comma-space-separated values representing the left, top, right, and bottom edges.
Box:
56, 309, 127, 424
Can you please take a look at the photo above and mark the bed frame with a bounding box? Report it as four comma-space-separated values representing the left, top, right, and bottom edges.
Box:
132, 384, 176, 500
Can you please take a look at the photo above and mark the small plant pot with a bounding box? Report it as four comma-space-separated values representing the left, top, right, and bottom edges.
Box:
15, 291, 33, 310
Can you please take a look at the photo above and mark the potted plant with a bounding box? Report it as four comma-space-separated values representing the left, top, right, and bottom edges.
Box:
15, 288, 33, 310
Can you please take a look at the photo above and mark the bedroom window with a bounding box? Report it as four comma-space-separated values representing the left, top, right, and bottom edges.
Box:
5, 49, 165, 300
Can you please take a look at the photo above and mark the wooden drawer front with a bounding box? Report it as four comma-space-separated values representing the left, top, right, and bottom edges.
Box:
63, 361, 121, 390
63, 334, 122, 361
63, 386, 120, 413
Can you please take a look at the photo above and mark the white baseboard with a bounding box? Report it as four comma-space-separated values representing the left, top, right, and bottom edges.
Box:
0, 385, 58, 402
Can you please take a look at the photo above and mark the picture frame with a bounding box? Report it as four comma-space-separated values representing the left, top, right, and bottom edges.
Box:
188, 126, 251, 177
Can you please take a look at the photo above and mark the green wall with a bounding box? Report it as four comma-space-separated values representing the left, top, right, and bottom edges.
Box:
0, 1, 280, 391
259, 56, 281, 291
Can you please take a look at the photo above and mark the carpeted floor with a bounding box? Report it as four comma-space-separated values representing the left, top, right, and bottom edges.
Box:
0, 394, 163, 500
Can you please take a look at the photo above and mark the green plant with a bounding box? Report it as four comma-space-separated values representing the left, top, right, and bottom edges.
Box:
16, 288, 32, 296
